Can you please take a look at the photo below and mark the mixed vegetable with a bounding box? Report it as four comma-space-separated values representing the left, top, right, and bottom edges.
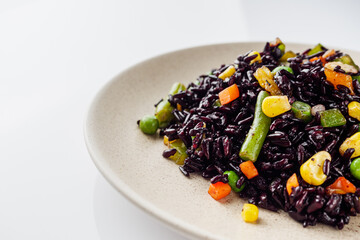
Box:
138, 38, 360, 229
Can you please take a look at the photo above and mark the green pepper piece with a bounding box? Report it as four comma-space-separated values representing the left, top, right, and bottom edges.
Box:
169, 82, 186, 95
334, 54, 359, 71
308, 43, 324, 56
155, 100, 174, 128
279, 51, 296, 62
213, 99, 221, 107
169, 139, 188, 165
271, 66, 294, 75
223, 171, 245, 192
239, 91, 271, 162
350, 157, 360, 180
353, 75, 360, 82
291, 101, 312, 123
320, 109, 346, 127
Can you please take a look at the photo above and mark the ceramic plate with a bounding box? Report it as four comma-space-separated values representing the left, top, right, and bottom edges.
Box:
84, 42, 360, 240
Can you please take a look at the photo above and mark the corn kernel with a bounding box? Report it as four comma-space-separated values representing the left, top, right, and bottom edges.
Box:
241, 203, 259, 223
340, 132, 360, 158
218, 65, 236, 80
348, 101, 360, 121
249, 51, 262, 64
164, 136, 169, 146
300, 151, 331, 186
261, 96, 291, 117
253, 66, 282, 96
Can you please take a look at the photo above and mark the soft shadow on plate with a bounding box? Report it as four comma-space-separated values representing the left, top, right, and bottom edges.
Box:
93, 175, 189, 240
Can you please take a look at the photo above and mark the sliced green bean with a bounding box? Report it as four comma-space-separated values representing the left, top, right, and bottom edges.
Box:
155, 82, 186, 128
223, 171, 245, 192
292, 101, 312, 123
240, 91, 271, 162
155, 100, 174, 128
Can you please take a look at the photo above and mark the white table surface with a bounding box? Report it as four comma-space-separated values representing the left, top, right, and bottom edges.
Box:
1, 0, 360, 239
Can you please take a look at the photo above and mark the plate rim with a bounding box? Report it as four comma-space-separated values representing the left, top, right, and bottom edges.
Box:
84, 41, 360, 240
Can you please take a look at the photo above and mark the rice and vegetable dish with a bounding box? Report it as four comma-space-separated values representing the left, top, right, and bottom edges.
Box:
138, 38, 360, 229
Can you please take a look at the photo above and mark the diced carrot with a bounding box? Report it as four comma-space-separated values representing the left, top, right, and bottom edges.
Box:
310, 56, 326, 65
286, 173, 299, 195
309, 50, 335, 65
324, 68, 354, 95
310, 57, 320, 63
208, 182, 231, 200
219, 84, 240, 105
326, 176, 356, 195
239, 161, 259, 179
177, 103, 182, 111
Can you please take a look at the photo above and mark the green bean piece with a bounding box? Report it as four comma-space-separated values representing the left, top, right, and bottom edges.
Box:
320, 109, 346, 127
279, 51, 296, 62
271, 66, 294, 75
155, 82, 186, 128
292, 101, 312, 123
240, 91, 271, 162
139, 115, 159, 135
353, 75, 360, 82
155, 100, 174, 128
351, 158, 360, 180
169, 82, 186, 95
308, 43, 324, 56
213, 99, 221, 107
334, 54, 359, 71
223, 171, 245, 192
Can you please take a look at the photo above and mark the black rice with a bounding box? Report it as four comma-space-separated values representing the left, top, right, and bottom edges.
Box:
158, 41, 360, 229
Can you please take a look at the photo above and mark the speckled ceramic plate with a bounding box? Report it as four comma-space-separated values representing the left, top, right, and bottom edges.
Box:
84, 42, 360, 240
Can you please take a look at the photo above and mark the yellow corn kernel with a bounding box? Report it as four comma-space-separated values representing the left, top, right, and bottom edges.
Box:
163, 136, 169, 146
339, 132, 360, 158
249, 51, 262, 64
300, 151, 331, 186
348, 101, 360, 121
261, 96, 291, 117
219, 65, 236, 80
241, 203, 259, 223
253, 66, 282, 95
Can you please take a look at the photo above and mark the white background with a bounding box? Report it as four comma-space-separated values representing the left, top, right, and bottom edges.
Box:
1, 0, 360, 239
